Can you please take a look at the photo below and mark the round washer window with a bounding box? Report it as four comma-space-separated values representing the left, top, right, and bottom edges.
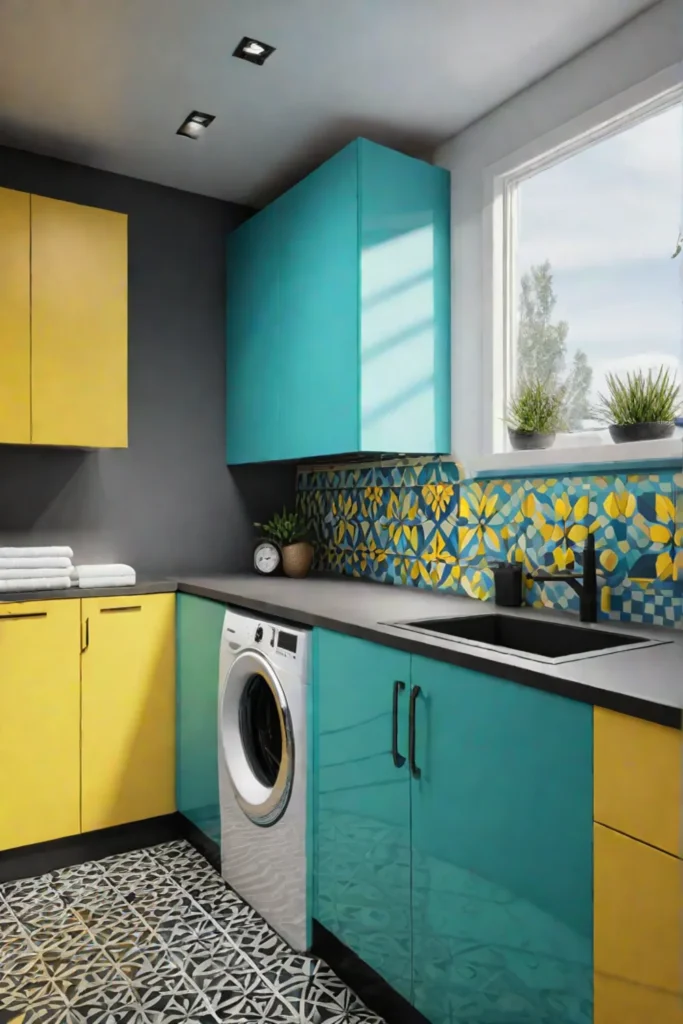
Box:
239, 673, 283, 788
220, 649, 295, 827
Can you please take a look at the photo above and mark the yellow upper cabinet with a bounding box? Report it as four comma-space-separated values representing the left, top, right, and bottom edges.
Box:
31, 195, 128, 448
0, 600, 81, 851
81, 593, 175, 832
594, 707, 681, 857
0, 188, 31, 444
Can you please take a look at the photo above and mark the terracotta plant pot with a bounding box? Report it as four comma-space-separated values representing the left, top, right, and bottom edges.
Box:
608, 421, 675, 444
508, 428, 556, 451
282, 542, 314, 579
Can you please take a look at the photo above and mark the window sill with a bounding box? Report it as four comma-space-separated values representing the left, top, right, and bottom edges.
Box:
472, 437, 682, 479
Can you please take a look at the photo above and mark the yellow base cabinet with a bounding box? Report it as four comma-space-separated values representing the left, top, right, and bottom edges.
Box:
595, 974, 683, 1024
0, 187, 31, 444
594, 706, 681, 857
594, 823, 682, 1024
0, 601, 80, 850
31, 195, 128, 448
81, 594, 176, 831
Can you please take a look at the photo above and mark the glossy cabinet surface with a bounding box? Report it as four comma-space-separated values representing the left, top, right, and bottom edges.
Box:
0, 601, 81, 850
226, 138, 450, 464
594, 823, 682, 1024
594, 706, 681, 857
313, 629, 412, 1001
0, 187, 31, 444
31, 195, 128, 448
226, 203, 282, 464
313, 630, 596, 1022
359, 140, 451, 454
409, 656, 594, 1024
81, 594, 175, 831
176, 593, 226, 844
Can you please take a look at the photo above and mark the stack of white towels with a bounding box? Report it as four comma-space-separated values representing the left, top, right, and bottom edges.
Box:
73, 564, 136, 589
0, 547, 136, 593
0, 546, 76, 593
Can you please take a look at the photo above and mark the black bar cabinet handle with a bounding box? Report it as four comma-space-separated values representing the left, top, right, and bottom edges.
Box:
409, 685, 421, 779
392, 680, 406, 768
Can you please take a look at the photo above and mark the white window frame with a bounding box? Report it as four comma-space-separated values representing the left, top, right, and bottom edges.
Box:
477, 63, 683, 473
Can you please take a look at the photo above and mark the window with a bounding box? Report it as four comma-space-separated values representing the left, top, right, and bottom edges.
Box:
487, 71, 683, 461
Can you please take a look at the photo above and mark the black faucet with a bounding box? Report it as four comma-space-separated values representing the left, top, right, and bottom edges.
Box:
527, 533, 598, 623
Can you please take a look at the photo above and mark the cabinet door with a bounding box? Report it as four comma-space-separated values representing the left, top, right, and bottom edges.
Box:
409, 658, 594, 1024
359, 139, 451, 455
594, 823, 682, 1024
594, 707, 681, 857
313, 630, 412, 1000
176, 593, 226, 844
81, 594, 175, 831
0, 187, 31, 444
31, 195, 128, 448
0, 600, 80, 849
226, 203, 281, 464
277, 143, 359, 461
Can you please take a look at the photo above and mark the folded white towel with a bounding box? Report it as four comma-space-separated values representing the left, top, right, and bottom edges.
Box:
0, 567, 74, 580
0, 546, 74, 559
79, 574, 136, 589
0, 557, 72, 569
0, 577, 71, 593
76, 564, 135, 579
69, 566, 79, 581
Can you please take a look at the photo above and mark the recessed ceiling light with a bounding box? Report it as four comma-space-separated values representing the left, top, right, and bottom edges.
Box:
233, 36, 276, 66
176, 111, 215, 140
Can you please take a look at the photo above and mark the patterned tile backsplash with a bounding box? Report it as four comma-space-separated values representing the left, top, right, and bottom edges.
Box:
297, 456, 683, 629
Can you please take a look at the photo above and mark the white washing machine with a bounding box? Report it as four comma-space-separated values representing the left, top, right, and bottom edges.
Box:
218, 606, 310, 951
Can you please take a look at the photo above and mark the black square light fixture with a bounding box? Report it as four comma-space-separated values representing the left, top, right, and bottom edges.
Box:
233, 36, 276, 66
176, 110, 216, 140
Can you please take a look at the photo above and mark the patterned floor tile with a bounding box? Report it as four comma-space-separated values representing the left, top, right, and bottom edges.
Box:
0, 841, 385, 1024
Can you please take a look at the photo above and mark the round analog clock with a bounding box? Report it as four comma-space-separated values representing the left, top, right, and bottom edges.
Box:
254, 540, 281, 575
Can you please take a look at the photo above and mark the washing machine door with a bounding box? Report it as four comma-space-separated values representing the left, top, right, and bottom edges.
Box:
220, 649, 294, 827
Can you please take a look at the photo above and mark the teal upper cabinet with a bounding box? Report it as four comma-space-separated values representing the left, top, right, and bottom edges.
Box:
312, 629, 413, 1001
226, 139, 451, 464
409, 656, 594, 1024
176, 593, 226, 844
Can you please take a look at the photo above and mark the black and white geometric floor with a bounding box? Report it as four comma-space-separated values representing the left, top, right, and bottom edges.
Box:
0, 840, 386, 1023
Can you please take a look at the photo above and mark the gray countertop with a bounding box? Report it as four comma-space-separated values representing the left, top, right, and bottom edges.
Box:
177, 574, 683, 728
0, 580, 177, 602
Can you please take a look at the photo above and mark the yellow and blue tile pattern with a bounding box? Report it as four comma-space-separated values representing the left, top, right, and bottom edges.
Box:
297, 457, 683, 629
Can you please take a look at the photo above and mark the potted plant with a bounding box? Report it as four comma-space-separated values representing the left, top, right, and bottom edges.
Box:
506, 377, 566, 451
255, 507, 314, 578
597, 366, 681, 443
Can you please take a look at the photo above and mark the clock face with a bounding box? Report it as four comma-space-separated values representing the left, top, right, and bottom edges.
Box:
254, 541, 280, 575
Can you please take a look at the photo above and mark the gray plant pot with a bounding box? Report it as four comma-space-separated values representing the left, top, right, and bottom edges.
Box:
508, 428, 556, 451
608, 422, 675, 444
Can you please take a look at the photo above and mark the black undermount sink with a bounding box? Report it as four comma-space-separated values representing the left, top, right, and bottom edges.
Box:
389, 613, 668, 663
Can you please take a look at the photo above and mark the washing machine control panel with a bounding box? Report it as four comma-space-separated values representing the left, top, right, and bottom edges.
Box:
223, 609, 309, 671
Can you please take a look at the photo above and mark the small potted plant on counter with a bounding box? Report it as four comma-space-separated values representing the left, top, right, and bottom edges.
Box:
506, 377, 566, 451
255, 507, 314, 579
597, 366, 681, 443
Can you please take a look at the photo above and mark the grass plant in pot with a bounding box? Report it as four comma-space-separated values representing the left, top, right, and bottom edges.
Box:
506, 377, 566, 451
255, 507, 314, 578
597, 366, 681, 444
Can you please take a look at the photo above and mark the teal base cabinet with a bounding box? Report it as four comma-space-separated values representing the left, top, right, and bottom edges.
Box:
410, 656, 593, 1024
226, 138, 451, 464
176, 593, 226, 844
312, 629, 412, 1001
312, 631, 594, 1024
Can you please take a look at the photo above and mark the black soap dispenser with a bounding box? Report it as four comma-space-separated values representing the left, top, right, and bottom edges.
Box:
490, 562, 523, 607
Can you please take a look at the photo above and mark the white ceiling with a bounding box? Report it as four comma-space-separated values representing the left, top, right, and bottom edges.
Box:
0, 0, 660, 207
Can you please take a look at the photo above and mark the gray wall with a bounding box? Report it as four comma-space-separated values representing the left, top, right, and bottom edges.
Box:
0, 146, 295, 575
